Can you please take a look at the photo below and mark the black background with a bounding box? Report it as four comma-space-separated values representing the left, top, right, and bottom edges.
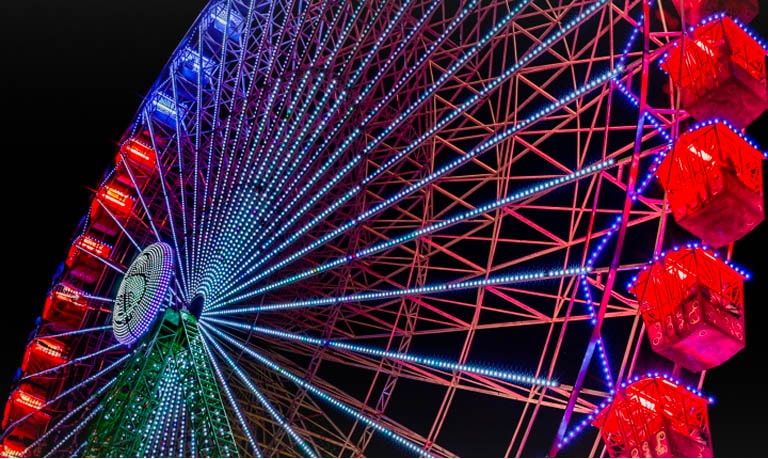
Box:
0, 1, 766, 456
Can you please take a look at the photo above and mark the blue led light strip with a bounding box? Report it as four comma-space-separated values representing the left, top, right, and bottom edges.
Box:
212, 160, 614, 307
203, 316, 558, 387
43, 404, 104, 458
210, 64, 622, 310
205, 0, 439, 294
206, 266, 590, 316
195, 0, 276, 293
167, 71, 192, 303
210, 17, 619, 309
200, 327, 318, 457
202, 324, 435, 458
205, 0, 536, 302
21, 342, 123, 381
197, 0, 358, 286
23, 377, 117, 456
144, 113, 190, 298
336, 0, 395, 72
1, 349, 133, 436
94, 197, 142, 252
197, 4, 324, 292
72, 441, 89, 458
556, 372, 713, 450
200, 69, 320, 292
34, 325, 112, 341
200, 330, 265, 457
115, 148, 164, 246
199, 0, 274, 238
205, 75, 342, 292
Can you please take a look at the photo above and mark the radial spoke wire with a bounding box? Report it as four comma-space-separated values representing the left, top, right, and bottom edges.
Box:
199, 326, 319, 457
201, 323, 435, 458
202, 316, 557, 387
199, 329, 265, 457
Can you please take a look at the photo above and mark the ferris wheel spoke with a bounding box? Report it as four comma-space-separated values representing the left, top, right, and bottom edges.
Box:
141, 114, 190, 298
32, 325, 112, 341
195, 0, 261, 293
206, 0, 513, 299
199, 0, 270, 211
208, 0, 420, 291
199, 332, 265, 457
19, 342, 123, 382
206, 71, 333, 289
207, 266, 589, 317
203, 316, 557, 387
210, 0, 536, 298
208, 160, 613, 309
42, 404, 104, 458
202, 323, 437, 457
200, 326, 320, 457
209, 67, 620, 310
209, 6, 619, 308
23, 377, 117, 457
1, 350, 133, 438
196, 0, 309, 293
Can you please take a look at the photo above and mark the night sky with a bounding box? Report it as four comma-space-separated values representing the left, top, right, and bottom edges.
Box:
1, 1, 766, 456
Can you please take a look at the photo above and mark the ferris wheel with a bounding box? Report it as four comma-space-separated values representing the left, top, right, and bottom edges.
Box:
1, 0, 766, 457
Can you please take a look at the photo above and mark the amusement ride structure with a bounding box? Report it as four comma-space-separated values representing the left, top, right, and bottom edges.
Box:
1, 0, 766, 456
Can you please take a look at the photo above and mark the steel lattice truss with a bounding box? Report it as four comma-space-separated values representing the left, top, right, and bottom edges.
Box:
5, 0, 756, 457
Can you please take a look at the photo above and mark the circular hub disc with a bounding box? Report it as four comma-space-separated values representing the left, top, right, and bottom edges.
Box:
112, 242, 174, 345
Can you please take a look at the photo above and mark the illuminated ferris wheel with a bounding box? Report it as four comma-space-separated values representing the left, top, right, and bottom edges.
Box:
1, 0, 766, 457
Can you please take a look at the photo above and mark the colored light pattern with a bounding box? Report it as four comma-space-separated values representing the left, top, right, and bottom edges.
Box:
112, 242, 174, 345
85, 311, 237, 458
201, 324, 435, 458
193, 0, 531, 296
203, 316, 558, 387
199, 332, 264, 457
204, 72, 340, 288
16, 0, 765, 455
23, 378, 118, 456
659, 12, 768, 69
21, 342, 122, 381
3, 352, 131, 435
206, 266, 590, 315
209, 64, 622, 310
144, 121, 190, 297
97, 185, 135, 213
207, 160, 614, 308
192, 0, 322, 295
201, 328, 316, 457
32, 325, 112, 342
203, 0, 451, 286
556, 372, 713, 450
43, 405, 104, 459
118, 138, 156, 168
205, 0, 612, 305
74, 235, 112, 259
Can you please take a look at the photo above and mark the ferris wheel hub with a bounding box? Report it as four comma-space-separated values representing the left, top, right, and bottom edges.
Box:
112, 242, 174, 345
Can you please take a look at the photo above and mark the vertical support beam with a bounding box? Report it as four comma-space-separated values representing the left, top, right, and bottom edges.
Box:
83, 309, 238, 457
